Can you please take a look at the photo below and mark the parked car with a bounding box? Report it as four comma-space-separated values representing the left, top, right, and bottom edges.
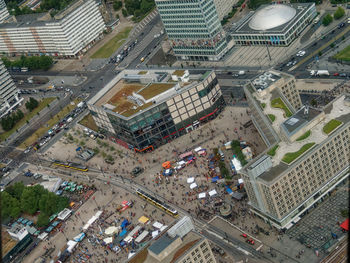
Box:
24, 171, 33, 177
132, 167, 143, 175
334, 72, 340, 76
340, 73, 347, 77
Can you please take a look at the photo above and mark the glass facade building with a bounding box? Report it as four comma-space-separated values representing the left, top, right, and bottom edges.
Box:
155, 0, 228, 61
88, 70, 225, 152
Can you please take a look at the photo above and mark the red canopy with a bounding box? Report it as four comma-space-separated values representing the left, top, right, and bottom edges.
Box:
340, 218, 349, 231
179, 151, 193, 159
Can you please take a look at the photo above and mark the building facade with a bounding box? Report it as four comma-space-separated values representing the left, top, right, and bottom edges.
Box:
231, 3, 317, 46
0, 0, 106, 56
0, 59, 22, 118
241, 71, 350, 229
0, 0, 10, 24
88, 70, 225, 152
155, 0, 228, 61
213, 0, 236, 21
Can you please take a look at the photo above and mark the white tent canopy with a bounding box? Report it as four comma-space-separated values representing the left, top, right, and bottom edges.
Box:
238, 178, 244, 184
103, 237, 113, 244
152, 230, 159, 238
198, 192, 206, 199
187, 177, 195, 183
160, 225, 168, 232
153, 222, 163, 229
194, 147, 202, 152
190, 183, 197, 189
105, 226, 119, 235
67, 240, 78, 253
209, 189, 217, 196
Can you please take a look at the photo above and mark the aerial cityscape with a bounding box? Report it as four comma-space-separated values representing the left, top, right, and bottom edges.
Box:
0, 0, 349, 262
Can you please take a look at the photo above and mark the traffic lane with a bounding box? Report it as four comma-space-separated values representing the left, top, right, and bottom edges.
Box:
127, 35, 165, 68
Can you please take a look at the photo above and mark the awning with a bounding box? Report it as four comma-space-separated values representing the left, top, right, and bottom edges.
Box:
190, 183, 197, 189
153, 222, 163, 229
179, 151, 193, 159
340, 218, 349, 231
209, 189, 217, 196
187, 177, 195, 184
67, 240, 78, 253
198, 192, 206, 199
225, 186, 233, 195
73, 232, 85, 242
105, 226, 119, 235
138, 216, 149, 224
199, 108, 218, 121
212, 176, 219, 183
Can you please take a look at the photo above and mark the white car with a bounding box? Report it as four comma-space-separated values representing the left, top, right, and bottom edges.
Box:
296, 50, 306, 57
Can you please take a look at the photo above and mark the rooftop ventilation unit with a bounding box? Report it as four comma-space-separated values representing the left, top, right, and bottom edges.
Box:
259, 75, 267, 81
264, 72, 272, 78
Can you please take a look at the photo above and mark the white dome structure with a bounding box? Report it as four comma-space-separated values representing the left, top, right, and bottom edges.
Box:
249, 5, 297, 31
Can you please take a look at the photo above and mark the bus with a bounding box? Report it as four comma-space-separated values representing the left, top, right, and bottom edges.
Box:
52, 161, 88, 172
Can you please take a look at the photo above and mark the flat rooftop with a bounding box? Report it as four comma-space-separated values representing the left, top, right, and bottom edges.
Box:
91, 70, 211, 119
129, 231, 202, 263
1, 230, 17, 257
254, 94, 350, 183
252, 71, 282, 91
281, 106, 322, 136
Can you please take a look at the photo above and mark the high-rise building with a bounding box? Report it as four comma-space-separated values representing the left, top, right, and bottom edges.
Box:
155, 0, 228, 61
88, 69, 225, 152
0, 0, 10, 24
213, 0, 236, 21
0, 0, 106, 56
241, 70, 350, 229
0, 59, 22, 118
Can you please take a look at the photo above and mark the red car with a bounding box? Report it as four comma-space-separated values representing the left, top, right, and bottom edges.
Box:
246, 238, 255, 245
334, 73, 339, 76
241, 233, 247, 238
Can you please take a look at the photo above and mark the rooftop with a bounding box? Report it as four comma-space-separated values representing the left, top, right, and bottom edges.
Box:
1, 230, 17, 257
252, 91, 350, 183
131, 231, 201, 263
91, 70, 211, 119
231, 3, 314, 34
252, 71, 282, 91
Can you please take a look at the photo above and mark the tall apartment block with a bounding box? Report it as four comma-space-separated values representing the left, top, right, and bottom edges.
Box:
0, 0, 10, 23
0, 0, 105, 57
88, 70, 225, 152
241, 70, 350, 229
213, 0, 236, 21
155, 0, 228, 61
0, 59, 22, 118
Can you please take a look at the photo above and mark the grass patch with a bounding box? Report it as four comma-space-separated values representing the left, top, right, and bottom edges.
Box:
323, 119, 342, 135
267, 144, 279, 156
271, 97, 292, 117
91, 27, 132, 58
296, 130, 311, 141
138, 83, 175, 100
268, 114, 276, 122
79, 114, 98, 132
0, 97, 55, 143
19, 99, 80, 148
261, 103, 266, 109
282, 143, 316, 164
333, 45, 350, 61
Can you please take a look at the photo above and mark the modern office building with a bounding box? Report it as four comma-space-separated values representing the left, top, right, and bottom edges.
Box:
129, 217, 217, 263
155, 0, 228, 61
0, 59, 22, 118
0, 0, 10, 24
240, 70, 350, 229
0, 0, 106, 56
231, 3, 316, 46
213, 0, 236, 21
88, 70, 225, 152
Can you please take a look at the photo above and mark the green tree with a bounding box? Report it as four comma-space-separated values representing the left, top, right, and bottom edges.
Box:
1, 191, 13, 219
37, 213, 50, 227
334, 7, 345, 20
122, 8, 128, 17
322, 14, 333, 26
21, 188, 38, 214
113, 0, 122, 11
5, 182, 25, 200
38, 56, 53, 70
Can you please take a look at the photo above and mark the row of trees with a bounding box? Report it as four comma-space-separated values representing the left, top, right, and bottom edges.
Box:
1, 109, 24, 131
113, 0, 122, 11
231, 140, 248, 166
1, 182, 69, 227
248, 0, 271, 10
25, 97, 39, 112
1, 56, 53, 71
323, 7, 345, 26
5, 0, 73, 16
